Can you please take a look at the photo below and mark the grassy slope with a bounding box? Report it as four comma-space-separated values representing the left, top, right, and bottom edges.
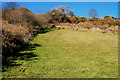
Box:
3, 29, 118, 78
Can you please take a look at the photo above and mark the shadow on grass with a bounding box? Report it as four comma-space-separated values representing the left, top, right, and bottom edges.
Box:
2, 27, 54, 72
33, 27, 54, 37
2, 43, 41, 72
2, 42, 41, 72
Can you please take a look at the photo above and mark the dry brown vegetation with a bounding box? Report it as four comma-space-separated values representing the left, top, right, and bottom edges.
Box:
2, 7, 48, 58
2, 20, 30, 54
49, 14, 120, 33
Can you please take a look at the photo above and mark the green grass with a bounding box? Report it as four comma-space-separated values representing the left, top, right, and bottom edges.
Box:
3, 29, 118, 78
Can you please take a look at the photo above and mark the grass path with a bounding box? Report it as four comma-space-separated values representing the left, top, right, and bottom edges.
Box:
3, 29, 118, 78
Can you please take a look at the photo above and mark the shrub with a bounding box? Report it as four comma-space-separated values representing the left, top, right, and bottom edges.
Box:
2, 20, 31, 56
2, 7, 48, 56
2, 7, 39, 26
69, 10, 74, 16
69, 16, 78, 23
104, 15, 114, 19
76, 17, 87, 23
44, 7, 71, 23
2, 2, 19, 10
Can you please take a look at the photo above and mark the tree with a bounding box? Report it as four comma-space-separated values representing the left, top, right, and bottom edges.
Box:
69, 10, 74, 16
66, 5, 69, 16
3, 2, 19, 10
60, 6, 65, 13
89, 9, 97, 18
58, 6, 65, 13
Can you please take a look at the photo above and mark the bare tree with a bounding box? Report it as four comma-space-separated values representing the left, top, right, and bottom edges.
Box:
89, 9, 97, 18
66, 5, 69, 16
3, 2, 19, 10
69, 10, 74, 16
58, 6, 64, 13
60, 6, 65, 13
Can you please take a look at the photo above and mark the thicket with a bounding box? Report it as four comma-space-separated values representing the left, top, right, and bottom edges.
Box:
2, 4, 49, 58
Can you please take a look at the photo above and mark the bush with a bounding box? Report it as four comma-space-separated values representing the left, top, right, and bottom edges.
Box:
2, 7, 40, 26
69, 10, 74, 16
2, 20, 31, 56
2, 7, 48, 56
69, 16, 78, 23
3, 2, 19, 10
76, 17, 87, 23
43, 6, 71, 23
51, 9, 71, 23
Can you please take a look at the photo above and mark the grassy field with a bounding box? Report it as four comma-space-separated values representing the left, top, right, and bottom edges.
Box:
3, 29, 118, 78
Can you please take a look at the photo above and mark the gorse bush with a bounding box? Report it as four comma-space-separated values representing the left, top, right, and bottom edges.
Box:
76, 17, 87, 23
69, 16, 78, 23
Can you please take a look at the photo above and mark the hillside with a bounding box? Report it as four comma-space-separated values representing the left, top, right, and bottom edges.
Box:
3, 30, 118, 78
2, 5, 119, 78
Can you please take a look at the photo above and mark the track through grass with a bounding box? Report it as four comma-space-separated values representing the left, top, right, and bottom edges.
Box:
3, 29, 118, 78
